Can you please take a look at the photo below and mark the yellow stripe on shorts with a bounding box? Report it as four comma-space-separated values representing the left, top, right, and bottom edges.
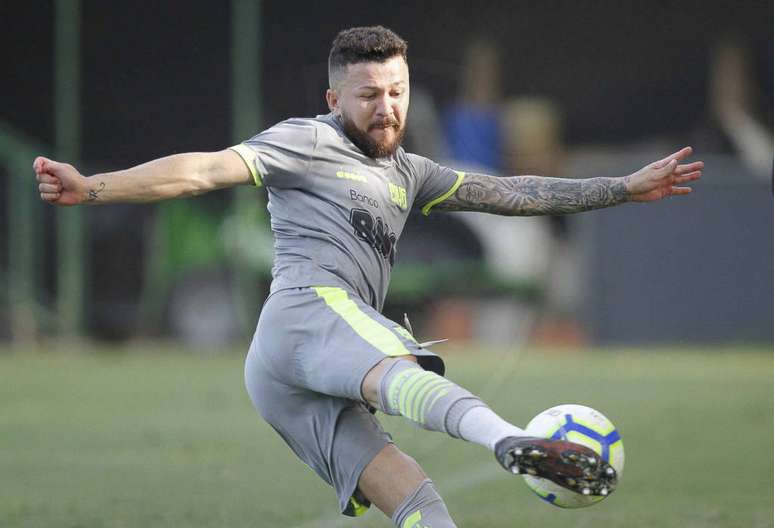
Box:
313, 287, 411, 357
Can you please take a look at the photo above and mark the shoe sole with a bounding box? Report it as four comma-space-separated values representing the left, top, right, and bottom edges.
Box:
504, 440, 618, 497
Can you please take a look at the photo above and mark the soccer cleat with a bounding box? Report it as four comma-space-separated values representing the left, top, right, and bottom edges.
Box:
494, 436, 618, 496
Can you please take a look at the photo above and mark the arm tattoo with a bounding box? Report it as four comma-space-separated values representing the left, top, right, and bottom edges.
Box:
87, 181, 106, 202
435, 173, 631, 216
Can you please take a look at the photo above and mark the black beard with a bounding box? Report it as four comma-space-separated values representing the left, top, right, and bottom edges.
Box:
339, 114, 405, 159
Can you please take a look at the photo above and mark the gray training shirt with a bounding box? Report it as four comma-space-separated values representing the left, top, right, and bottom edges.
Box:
230, 113, 465, 311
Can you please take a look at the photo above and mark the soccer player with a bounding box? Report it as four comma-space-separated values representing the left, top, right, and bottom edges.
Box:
34, 26, 702, 528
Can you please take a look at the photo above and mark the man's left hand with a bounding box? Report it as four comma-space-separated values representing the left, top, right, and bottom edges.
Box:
625, 147, 703, 203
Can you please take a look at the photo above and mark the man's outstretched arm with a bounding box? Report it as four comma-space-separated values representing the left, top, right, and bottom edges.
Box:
34, 149, 253, 206
434, 147, 703, 216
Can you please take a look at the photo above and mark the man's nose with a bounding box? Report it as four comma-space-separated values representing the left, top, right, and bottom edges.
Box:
375, 94, 394, 117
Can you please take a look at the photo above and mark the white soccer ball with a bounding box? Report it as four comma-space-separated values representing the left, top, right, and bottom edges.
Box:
523, 404, 625, 508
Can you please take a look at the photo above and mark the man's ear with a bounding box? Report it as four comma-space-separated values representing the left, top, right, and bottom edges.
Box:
325, 88, 338, 114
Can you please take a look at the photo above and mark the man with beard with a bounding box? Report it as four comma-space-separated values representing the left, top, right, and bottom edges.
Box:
34, 26, 702, 527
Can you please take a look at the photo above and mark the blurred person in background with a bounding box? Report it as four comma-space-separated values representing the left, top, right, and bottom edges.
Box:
706, 35, 773, 179
501, 97, 585, 344
443, 36, 504, 174
32, 25, 703, 528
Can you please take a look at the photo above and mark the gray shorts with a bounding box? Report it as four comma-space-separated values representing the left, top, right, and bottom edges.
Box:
244, 285, 444, 516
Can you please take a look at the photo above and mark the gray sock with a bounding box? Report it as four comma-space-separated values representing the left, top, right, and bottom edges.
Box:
378, 359, 486, 438
391, 479, 456, 528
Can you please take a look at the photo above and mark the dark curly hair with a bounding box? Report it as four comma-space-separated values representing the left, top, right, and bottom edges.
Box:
328, 26, 408, 88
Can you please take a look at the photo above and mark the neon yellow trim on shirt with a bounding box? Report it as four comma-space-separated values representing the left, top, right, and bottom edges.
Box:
313, 287, 411, 357
228, 144, 263, 187
421, 171, 465, 216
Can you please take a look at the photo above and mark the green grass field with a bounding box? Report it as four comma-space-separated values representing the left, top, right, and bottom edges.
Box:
2, 343, 773, 527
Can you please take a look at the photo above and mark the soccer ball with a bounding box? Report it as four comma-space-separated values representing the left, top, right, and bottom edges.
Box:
523, 404, 625, 508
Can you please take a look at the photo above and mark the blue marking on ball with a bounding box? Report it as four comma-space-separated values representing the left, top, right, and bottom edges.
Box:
549, 414, 621, 462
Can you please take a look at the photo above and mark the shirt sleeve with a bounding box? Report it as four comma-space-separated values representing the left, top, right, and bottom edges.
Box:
229, 118, 318, 188
407, 153, 466, 216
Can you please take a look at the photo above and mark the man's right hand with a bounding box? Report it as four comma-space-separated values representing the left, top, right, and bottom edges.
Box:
33, 156, 88, 206
34, 150, 254, 205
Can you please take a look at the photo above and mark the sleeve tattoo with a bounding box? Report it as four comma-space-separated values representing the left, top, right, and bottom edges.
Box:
434, 173, 631, 216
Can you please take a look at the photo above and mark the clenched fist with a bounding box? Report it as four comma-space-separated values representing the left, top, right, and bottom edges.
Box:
33, 156, 90, 206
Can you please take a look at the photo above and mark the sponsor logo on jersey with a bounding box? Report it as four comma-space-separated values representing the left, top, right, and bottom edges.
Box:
388, 182, 408, 210
337, 170, 367, 183
349, 208, 396, 265
349, 189, 379, 208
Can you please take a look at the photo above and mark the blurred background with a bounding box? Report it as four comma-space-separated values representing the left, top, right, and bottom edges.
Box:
3, 2, 774, 527
2, 0, 773, 348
